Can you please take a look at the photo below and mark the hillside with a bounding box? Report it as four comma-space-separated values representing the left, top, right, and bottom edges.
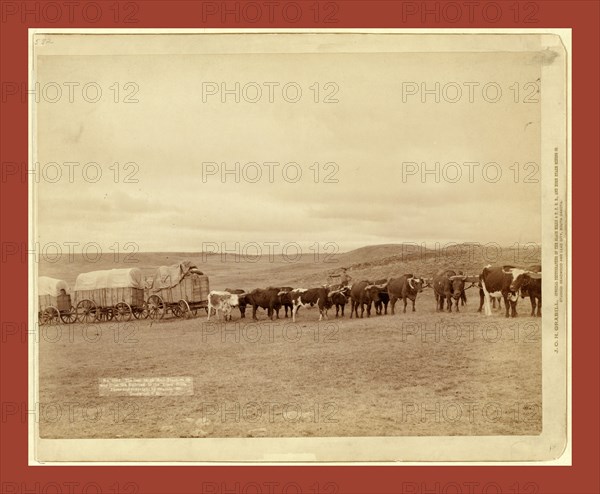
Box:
37, 242, 540, 292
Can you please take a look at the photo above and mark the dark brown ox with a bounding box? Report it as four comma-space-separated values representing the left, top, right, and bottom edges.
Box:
245, 287, 281, 321
478, 265, 542, 317
518, 264, 542, 317
225, 288, 247, 318
276, 286, 294, 318
387, 274, 425, 314
375, 291, 390, 315
432, 270, 471, 313
329, 286, 350, 317
290, 287, 331, 322
365, 279, 389, 315
349, 280, 376, 318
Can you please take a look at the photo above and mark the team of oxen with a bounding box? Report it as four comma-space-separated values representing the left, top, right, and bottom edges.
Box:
206, 264, 542, 322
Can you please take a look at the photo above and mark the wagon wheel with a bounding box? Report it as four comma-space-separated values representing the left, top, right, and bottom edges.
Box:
102, 308, 115, 322
44, 307, 61, 325
172, 302, 183, 318
147, 295, 165, 320
76, 299, 98, 323
114, 302, 133, 322
133, 302, 149, 320
60, 306, 78, 324
96, 308, 110, 323
178, 300, 191, 318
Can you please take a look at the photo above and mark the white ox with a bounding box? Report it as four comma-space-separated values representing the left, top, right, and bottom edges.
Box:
207, 291, 239, 322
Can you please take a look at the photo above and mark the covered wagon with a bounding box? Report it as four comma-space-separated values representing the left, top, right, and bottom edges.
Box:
145, 261, 209, 319
73, 268, 147, 323
38, 276, 77, 325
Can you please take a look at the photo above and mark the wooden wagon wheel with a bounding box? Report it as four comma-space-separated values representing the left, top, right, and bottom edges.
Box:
76, 299, 98, 323
172, 302, 183, 318
99, 308, 115, 323
60, 306, 78, 324
177, 300, 191, 318
114, 302, 133, 322
133, 302, 149, 319
147, 295, 165, 320
43, 307, 61, 325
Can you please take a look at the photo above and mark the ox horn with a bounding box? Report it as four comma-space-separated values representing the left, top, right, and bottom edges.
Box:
526, 271, 542, 279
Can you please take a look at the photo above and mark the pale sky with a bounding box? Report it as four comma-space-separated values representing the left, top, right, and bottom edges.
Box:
35, 34, 542, 253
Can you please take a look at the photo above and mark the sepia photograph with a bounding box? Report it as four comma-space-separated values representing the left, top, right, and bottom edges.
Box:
28, 29, 570, 463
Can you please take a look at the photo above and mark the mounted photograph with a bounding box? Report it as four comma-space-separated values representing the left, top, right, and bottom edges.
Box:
28, 29, 570, 463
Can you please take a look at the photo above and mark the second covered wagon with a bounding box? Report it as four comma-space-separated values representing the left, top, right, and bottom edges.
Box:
73, 268, 147, 323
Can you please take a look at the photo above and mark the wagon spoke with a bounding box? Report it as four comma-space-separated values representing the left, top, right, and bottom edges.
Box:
44, 307, 61, 325
76, 299, 98, 323
178, 300, 191, 318
114, 302, 132, 322
147, 295, 165, 320
60, 306, 78, 324
133, 302, 149, 320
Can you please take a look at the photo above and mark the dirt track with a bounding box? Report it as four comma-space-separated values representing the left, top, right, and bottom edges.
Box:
38, 301, 541, 438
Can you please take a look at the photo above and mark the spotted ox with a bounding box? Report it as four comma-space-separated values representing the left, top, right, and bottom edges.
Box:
290, 287, 331, 322
207, 290, 239, 321
478, 265, 542, 317
245, 287, 281, 321
388, 275, 425, 314
225, 288, 247, 318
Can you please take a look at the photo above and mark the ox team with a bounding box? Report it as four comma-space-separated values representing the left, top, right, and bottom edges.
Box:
207, 264, 542, 321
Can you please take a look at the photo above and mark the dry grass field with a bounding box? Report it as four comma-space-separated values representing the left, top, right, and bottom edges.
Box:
37, 244, 542, 438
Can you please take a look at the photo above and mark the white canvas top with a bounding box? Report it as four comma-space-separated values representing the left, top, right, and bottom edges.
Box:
74, 268, 144, 291
38, 276, 70, 297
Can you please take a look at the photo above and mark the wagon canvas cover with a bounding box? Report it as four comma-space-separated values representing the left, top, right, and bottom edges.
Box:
147, 261, 202, 291
38, 276, 70, 296
74, 268, 145, 307
147, 262, 208, 304
74, 268, 144, 290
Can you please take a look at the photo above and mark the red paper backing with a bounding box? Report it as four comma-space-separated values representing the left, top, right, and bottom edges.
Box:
1, 1, 598, 493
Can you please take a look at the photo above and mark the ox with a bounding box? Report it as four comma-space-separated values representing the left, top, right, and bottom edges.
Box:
329, 285, 351, 317
365, 279, 389, 315
291, 287, 332, 322
375, 290, 390, 315
432, 270, 471, 313
518, 264, 542, 317
349, 280, 377, 318
276, 286, 294, 318
207, 291, 239, 322
478, 265, 542, 317
245, 287, 281, 321
225, 288, 247, 318
388, 275, 425, 314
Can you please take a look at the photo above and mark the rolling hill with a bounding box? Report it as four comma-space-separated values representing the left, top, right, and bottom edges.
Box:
37, 243, 540, 291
